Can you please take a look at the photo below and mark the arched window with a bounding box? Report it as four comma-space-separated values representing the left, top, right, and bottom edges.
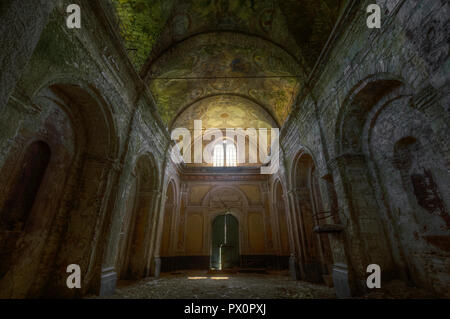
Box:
213, 144, 224, 167
213, 140, 237, 167
226, 143, 237, 167
0, 141, 51, 231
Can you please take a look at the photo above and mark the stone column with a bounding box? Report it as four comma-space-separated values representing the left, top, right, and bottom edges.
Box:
144, 189, 162, 277
127, 189, 159, 278
320, 171, 351, 298
328, 153, 394, 296
286, 190, 305, 279
176, 183, 188, 253
269, 201, 281, 253
152, 193, 168, 278
45, 151, 117, 297
98, 159, 126, 297
310, 170, 327, 273
260, 183, 274, 254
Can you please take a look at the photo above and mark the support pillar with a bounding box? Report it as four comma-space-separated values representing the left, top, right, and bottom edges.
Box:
328, 153, 394, 296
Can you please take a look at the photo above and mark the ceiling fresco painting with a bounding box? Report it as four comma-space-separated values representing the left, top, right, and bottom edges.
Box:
148, 32, 302, 126
112, 0, 176, 69
172, 95, 277, 131
114, 0, 345, 129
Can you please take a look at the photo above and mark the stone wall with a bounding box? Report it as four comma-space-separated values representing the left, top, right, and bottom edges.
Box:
280, 0, 449, 296
0, 0, 170, 298
0, 0, 448, 299
0, 0, 56, 112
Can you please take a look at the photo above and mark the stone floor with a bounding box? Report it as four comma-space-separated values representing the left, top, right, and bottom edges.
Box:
358, 280, 438, 299
96, 270, 336, 299
92, 270, 437, 299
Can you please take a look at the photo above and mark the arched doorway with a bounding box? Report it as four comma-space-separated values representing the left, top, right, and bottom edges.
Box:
366, 93, 450, 295
293, 152, 333, 283
333, 77, 407, 293
157, 180, 176, 272
115, 177, 138, 279
0, 82, 118, 298
120, 155, 158, 280
160, 181, 176, 258
211, 214, 239, 270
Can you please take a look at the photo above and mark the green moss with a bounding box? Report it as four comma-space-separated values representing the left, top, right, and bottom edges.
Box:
112, 0, 175, 70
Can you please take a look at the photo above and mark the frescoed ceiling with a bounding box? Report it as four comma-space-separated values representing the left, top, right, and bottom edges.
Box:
149, 32, 301, 127
112, 0, 176, 69
114, 0, 346, 128
172, 95, 277, 131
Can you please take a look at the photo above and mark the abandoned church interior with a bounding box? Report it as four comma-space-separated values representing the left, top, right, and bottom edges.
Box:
0, 0, 449, 299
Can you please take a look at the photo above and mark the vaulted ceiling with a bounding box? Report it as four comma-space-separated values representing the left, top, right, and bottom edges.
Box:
114, 0, 345, 129
148, 32, 301, 127
173, 95, 277, 131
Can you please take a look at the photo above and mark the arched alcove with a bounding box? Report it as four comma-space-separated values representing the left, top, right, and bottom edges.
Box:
0, 82, 118, 298
331, 77, 407, 293
161, 180, 176, 258
293, 152, 328, 283
366, 92, 450, 295
116, 176, 138, 279
121, 155, 158, 280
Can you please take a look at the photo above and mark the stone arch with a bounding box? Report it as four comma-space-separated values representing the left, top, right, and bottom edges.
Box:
100, 145, 161, 294
115, 172, 139, 279
208, 207, 243, 227
288, 146, 320, 191
363, 90, 450, 295
46, 82, 119, 296
292, 150, 333, 283
146, 31, 303, 126
33, 77, 119, 156
144, 31, 303, 83
202, 185, 250, 208
43, 82, 119, 158
330, 75, 415, 294
335, 73, 406, 156
0, 81, 119, 298
160, 179, 177, 257
169, 93, 280, 130
120, 154, 159, 280
204, 186, 248, 258
0, 101, 76, 298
